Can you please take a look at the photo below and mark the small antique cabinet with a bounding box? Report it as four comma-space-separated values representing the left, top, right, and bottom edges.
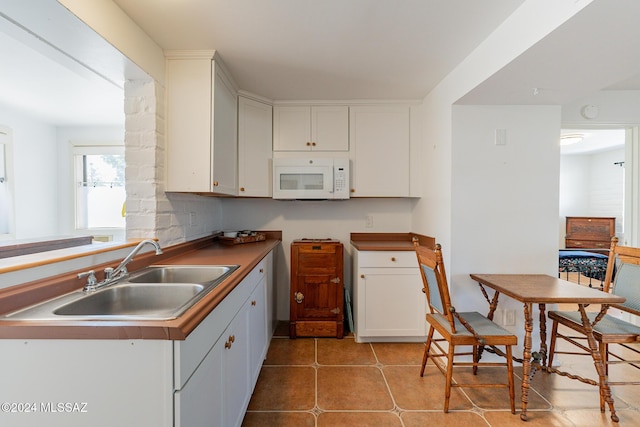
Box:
565, 217, 615, 250
290, 239, 344, 338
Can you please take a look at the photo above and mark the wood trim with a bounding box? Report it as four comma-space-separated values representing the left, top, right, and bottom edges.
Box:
0, 236, 93, 259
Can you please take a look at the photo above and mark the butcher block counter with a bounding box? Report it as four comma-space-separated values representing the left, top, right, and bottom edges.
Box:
0, 233, 281, 340
350, 232, 435, 251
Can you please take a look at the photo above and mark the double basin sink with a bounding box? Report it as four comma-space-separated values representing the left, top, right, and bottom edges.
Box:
3, 265, 239, 321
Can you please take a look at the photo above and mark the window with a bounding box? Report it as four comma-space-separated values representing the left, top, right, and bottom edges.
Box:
73, 145, 125, 239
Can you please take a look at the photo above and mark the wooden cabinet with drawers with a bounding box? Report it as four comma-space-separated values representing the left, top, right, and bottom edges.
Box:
565, 216, 615, 250
290, 239, 344, 338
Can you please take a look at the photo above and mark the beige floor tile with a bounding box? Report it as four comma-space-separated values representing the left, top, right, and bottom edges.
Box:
247, 366, 315, 411
245, 337, 640, 426
484, 409, 574, 426
264, 337, 316, 365
562, 407, 640, 427
455, 367, 550, 411
242, 411, 315, 427
317, 366, 394, 410
383, 365, 473, 411
401, 411, 489, 427
317, 337, 376, 365
317, 411, 402, 426
371, 342, 425, 365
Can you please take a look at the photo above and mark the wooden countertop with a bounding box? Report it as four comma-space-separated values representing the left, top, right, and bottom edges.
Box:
350, 232, 435, 251
0, 236, 281, 340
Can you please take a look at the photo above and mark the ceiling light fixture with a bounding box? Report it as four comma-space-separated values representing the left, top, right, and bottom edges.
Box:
560, 134, 584, 146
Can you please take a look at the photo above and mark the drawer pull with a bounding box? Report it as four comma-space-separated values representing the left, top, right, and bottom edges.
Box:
330, 277, 341, 284
391, 257, 396, 262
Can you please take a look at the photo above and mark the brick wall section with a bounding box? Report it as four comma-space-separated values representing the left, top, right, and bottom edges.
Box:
124, 79, 222, 247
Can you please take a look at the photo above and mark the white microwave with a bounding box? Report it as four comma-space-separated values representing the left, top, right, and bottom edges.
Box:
272, 157, 349, 200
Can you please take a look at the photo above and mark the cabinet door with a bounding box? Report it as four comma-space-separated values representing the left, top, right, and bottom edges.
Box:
274, 105, 349, 151
311, 106, 349, 151
165, 54, 237, 194
356, 267, 426, 338
273, 105, 311, 151
291, 243, 344, 331
349, 106, 410, 196
174, 337, 225, 427
248, 275, 268, 386
211, 63, 238, 195
238, 96, 273, 196
166, 57, 213, 192
224, 302, 251, 427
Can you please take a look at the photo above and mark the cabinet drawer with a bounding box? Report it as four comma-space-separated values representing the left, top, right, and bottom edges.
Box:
565, 239, 610, 249
356, 251, 416, 268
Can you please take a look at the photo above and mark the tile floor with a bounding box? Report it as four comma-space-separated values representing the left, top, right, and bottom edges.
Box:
242, 323, 640, 426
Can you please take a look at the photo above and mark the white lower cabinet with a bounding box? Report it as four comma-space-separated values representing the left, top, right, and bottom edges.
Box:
175, 255, 270, 427
353, 249, 426, 343
0, 253, 272, 427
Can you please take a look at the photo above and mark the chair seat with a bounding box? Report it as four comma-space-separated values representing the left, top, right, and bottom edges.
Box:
549, 310, 640, 343
427, 311, 517, 346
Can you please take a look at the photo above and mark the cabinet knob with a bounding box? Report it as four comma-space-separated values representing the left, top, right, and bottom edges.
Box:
230, 335, 235, 343
251, 300, 256, 306
360, 274, 365, 279
391, 257, 396, 262
259, 268, 264, 273
294, 291, 304, 304
311, 142, 316, 146
240, 187, 245, 192
306, 142, 311, 146
350, 188, 355, 193
213, 180, 219, 186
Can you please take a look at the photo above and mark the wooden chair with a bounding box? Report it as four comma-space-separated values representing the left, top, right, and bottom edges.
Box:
548, 237, 640, 410
413, 239, 517, 413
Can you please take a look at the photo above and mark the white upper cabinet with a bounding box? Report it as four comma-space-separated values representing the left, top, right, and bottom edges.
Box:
238, 96, 273, 197
349, 105, 410, 197
273, 105, 349, 151
166, 51, 238, 194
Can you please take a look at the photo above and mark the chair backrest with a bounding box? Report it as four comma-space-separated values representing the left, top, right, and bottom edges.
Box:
603, 237, 640, 316
413, 239, 456, 331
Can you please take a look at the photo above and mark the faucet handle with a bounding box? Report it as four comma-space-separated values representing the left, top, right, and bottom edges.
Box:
78, 270, 97, 288
104, 267, 114, 280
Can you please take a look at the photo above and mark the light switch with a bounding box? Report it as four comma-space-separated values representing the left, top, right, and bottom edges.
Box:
495, 129, 507, 146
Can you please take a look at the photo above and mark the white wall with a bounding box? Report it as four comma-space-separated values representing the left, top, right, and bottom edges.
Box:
0, 103, 59, 239
451, 105, 561, 293
221, 197, 415, 320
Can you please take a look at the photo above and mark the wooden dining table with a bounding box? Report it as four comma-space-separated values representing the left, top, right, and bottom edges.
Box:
469, 274, 626, 422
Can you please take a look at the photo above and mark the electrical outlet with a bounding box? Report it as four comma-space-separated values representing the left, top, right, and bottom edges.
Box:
504, 309, 516, 326
365, 215, 373, 228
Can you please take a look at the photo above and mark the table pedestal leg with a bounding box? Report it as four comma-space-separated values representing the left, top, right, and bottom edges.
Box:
538, 303, 547, 367
578, 304, 619, 423
520, 302, 533, 421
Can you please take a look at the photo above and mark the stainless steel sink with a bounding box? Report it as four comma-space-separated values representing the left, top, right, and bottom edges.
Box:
2, 264, 239, 321
53, 283, 205, 318
127, 265, 236, 284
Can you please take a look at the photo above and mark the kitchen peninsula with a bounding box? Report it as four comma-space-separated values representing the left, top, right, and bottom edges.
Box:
0, 232, 280, 427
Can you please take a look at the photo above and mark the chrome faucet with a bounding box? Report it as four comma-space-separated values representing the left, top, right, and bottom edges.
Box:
109, 239, 163, 279
81, 239, 163, 292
